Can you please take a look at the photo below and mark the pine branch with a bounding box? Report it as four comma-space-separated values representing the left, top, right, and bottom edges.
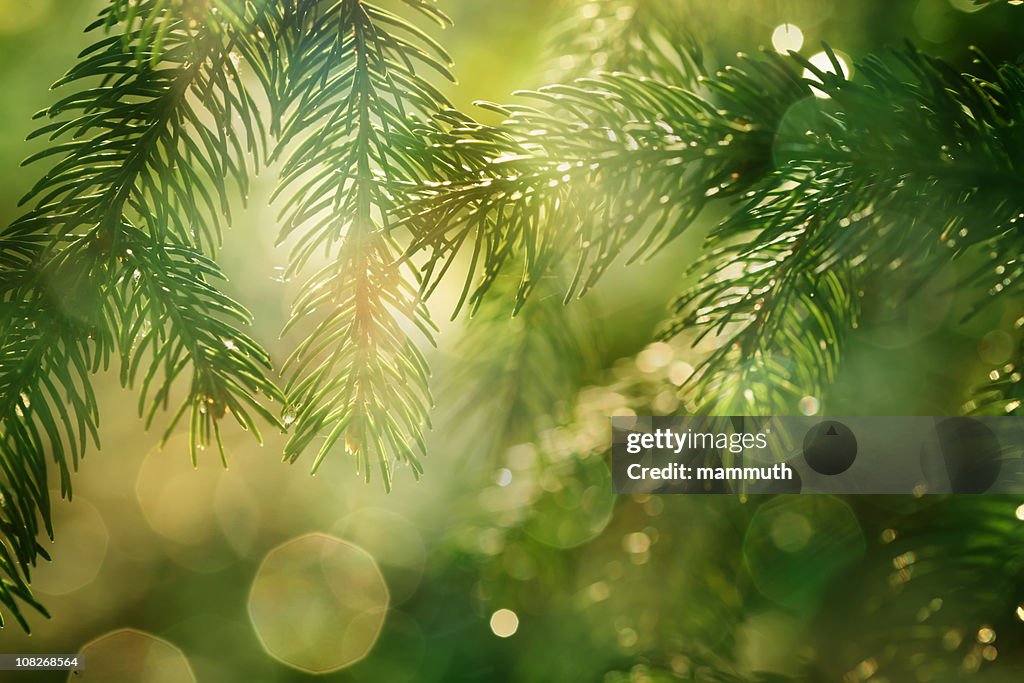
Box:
114, 229, 283, 464
13, 3, 265, 253
392, 112, 605, 463
404, 53, 809, 316
663, 212, 861, 414
0, 0, 280, 629
29, 0, 282, 458
463, 0, 703, 446
666, 46, 1024, 413
0, 286, 108, 630
270, 0, 454, 487
407, 44, 1024, 415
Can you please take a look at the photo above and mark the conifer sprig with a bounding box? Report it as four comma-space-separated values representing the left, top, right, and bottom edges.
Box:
404, 53, 809, 315
270, 0, 454, 486
0, 0, 280, 628
669, 47, 1024, 412
408, 45, 1024, 414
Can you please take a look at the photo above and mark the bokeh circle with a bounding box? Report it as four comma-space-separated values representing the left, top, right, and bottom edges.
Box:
68, 629, 195, 683
248, 533, 390, 673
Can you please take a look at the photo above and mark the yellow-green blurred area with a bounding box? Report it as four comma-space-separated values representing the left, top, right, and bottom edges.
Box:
0, 1, 1023, 682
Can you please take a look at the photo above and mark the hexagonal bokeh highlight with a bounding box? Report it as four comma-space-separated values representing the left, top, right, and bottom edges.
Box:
248, 533, 389, 673
68, 628, 195, 682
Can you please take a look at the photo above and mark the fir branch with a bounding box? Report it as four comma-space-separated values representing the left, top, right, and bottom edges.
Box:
667, 47, 1024, 413
404, 53, 809, 315
114, 229, 283, 464
13, 2, 265, 253
24, 0, 282, 460
663, 210, 861, 414
408, 44, 1024, 414
0, 0, 279, 629
400, 110, 603, 464
0, 284, 108, 630
270, 0, 454, 487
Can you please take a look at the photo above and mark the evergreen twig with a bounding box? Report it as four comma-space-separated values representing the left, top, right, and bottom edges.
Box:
269, 0, 454, 487
0, 0, 281, 628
